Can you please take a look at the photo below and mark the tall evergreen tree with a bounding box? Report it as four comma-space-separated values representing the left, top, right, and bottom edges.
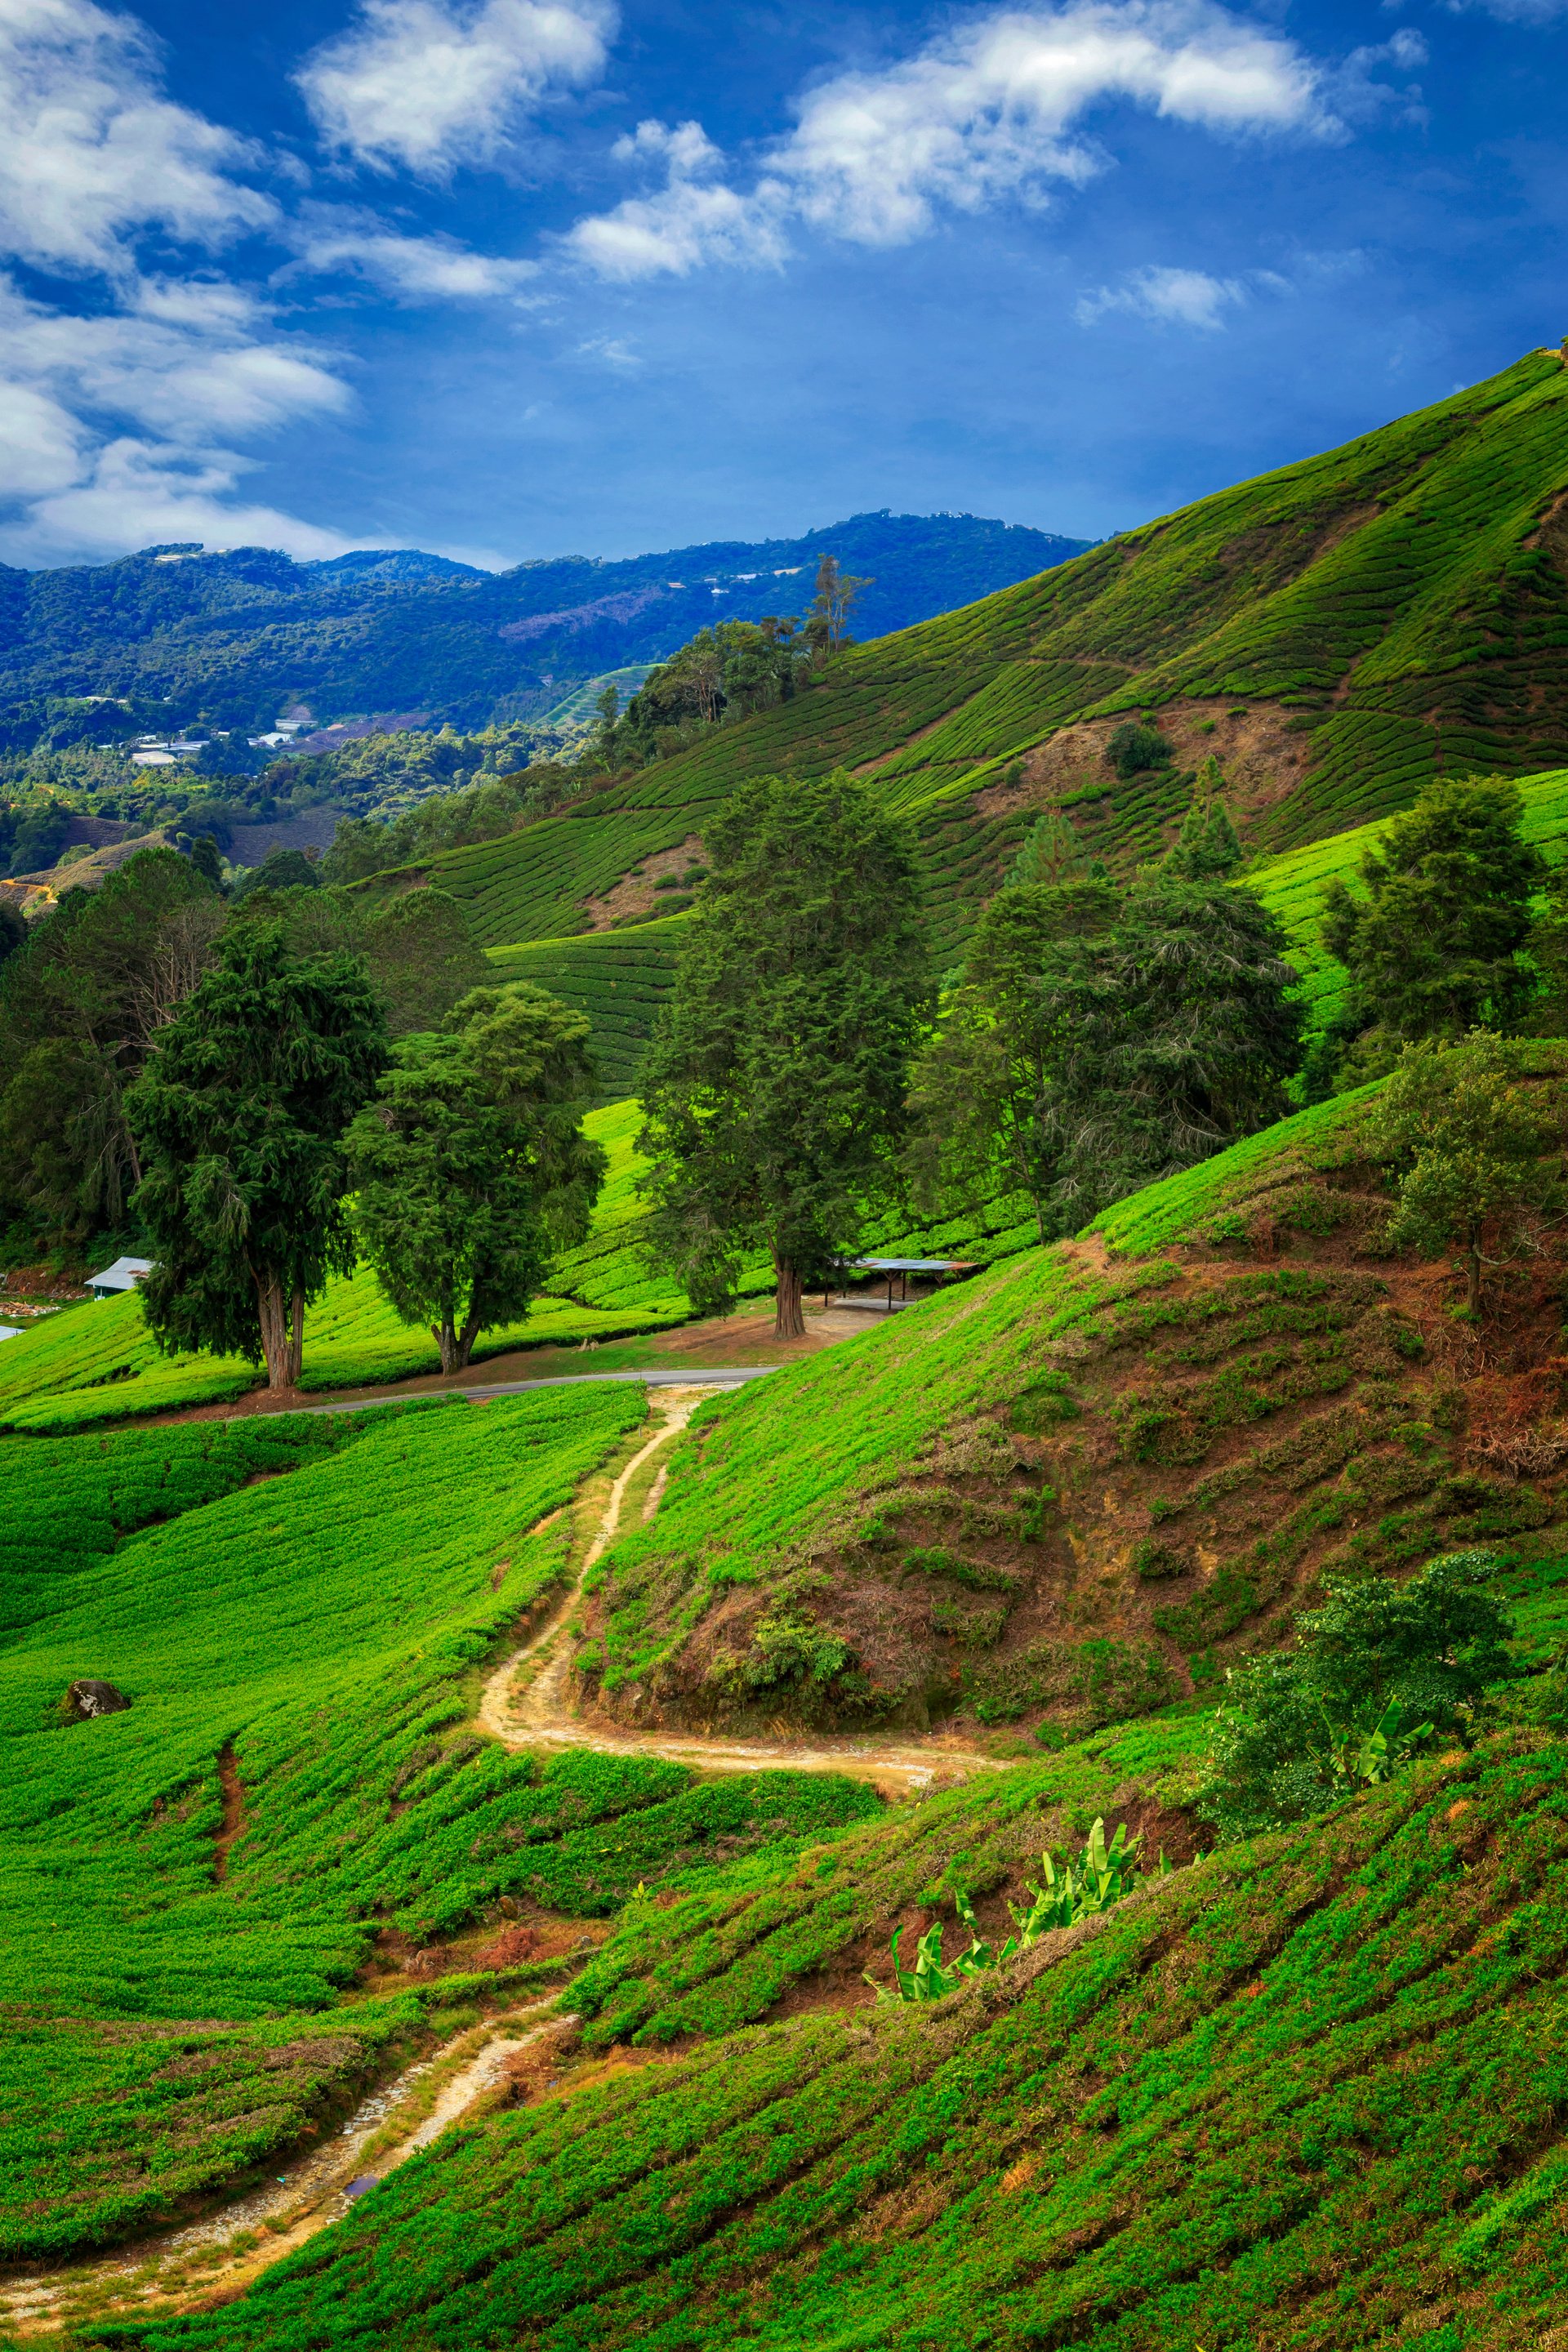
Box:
639, 771, 930, 1338
907, 877, 1120, 1243
127, 924, 386, 1390
1004, 808, 1089, 889
1321, 777, 1544, 1044
1036, 878, 1302, 1223
1164, 760, 1245, 880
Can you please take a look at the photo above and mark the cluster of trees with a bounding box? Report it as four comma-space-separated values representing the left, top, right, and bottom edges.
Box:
131, 931, 603, 1391
590, 557, 871, 773
639, 759, 1301, 1335
0, 847, 531, 1293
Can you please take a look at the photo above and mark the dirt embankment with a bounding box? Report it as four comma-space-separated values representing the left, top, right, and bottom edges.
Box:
973, 697, 1316, 839
583, 1160, 1568, 1744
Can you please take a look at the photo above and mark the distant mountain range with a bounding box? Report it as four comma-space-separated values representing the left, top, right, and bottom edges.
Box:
0, 513, 1093, 745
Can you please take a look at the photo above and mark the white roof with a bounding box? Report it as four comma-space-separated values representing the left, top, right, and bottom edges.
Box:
87, 1256, 154, 1291
131, 749, 176, 766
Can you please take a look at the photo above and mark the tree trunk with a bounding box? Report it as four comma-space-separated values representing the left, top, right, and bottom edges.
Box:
434, 1310, 482, 1375
773, 1254, 804, 1341
1468, 1226, 1482, 1317
256, 1275, 293, 1392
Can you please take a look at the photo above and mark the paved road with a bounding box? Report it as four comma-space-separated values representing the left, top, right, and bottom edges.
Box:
296, 1365, 785, 1416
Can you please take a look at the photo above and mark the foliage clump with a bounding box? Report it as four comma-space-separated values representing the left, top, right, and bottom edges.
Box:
1196, 1548, 1516, 1839
866, 1817, 1147, 2002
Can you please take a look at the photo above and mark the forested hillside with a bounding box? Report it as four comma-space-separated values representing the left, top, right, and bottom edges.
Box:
0, 512, 1086, 743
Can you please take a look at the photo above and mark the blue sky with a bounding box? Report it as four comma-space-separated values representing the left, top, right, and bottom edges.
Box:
0, 0, 1562, 570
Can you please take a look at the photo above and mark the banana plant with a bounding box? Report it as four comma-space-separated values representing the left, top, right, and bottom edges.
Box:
1326, 1695, 1433, 1791
866, 1820, 1152, 2003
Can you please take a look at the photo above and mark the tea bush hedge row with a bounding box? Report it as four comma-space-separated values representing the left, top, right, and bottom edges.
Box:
382, 355, 1568, 969
102, 1734, 1568, 2350
0, 1386, 876, 2253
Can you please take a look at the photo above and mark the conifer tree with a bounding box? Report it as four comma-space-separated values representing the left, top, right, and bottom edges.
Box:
1004, 808, 1087, 889
1165, 760, 1245, 880
1321, 777, 1543, 1043
639, 771, 929, 1338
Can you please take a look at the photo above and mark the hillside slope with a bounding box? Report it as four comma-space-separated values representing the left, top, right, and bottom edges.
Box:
111, 1729, 1568, 2352
390, 351, 1568, 969
577, 1057, 1568, 1739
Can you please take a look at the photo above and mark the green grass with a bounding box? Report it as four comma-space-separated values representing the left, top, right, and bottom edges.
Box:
0, 1388, 879, 2256
98, 1730, 1568, 2351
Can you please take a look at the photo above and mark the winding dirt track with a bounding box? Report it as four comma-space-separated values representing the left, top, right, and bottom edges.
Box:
479, 1383, 1007, 1799
0, 1381, 1007, 2337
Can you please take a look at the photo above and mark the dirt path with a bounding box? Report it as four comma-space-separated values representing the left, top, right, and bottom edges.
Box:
479, 1383, 1009, 1800
4, 1382, 1007, 2334
0, 2006, 577, 2340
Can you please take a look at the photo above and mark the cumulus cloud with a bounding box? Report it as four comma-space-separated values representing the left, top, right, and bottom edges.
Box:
567, 121, 788, 279
296, 0, 615, 176
0, 0, 275, 274
1076, 261, 1246, 327
0, 2, 367, 562
565, 0, 1333, 279
16, 437, 358, 563
287, 217, 539, 299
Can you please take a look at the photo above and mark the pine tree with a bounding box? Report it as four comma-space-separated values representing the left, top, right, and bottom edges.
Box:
1164, 759, 1244, 880
1004, 809, 1087, 889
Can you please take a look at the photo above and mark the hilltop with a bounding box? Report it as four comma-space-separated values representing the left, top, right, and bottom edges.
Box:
0, 512, 1088, 748
372, 351, 1568, 997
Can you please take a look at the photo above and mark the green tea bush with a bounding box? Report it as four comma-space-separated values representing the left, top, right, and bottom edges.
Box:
104, 1735, 1568, 2351
0, 1386, 878, 2252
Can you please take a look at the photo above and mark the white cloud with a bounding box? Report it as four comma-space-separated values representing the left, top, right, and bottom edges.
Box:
16, 437, 358, 563
1076, 261, 1245, 327
0, 0, 274, 273
287, 219, 538, 299
567, 114, 787, 278
565, 1, 1333, 280
296, 0, 614, 176
1331, 28, 1427, 124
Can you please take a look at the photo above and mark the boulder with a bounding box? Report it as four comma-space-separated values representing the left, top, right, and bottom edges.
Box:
64, 1678, 131, 1720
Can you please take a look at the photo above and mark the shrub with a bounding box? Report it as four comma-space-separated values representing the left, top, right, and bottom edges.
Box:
1196, 1548, 1516, 1838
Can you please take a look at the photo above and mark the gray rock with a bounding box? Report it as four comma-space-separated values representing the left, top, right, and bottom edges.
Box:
65, 1678, 131, 1719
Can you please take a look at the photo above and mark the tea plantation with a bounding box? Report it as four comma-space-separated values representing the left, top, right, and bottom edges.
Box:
95, 1731, 1568, 2351
364, 352, 1568, 973
0, 1388, 877, 2256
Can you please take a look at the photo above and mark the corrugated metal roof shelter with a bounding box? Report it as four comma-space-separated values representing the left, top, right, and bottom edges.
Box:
86, 1256, 153, 1299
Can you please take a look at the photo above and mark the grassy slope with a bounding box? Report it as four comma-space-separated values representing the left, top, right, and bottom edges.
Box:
0, 1391, 878, 2257
111, 1729, 1568, 2352
377, 352, 1568, 984
579, 1065, 1568, 1734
